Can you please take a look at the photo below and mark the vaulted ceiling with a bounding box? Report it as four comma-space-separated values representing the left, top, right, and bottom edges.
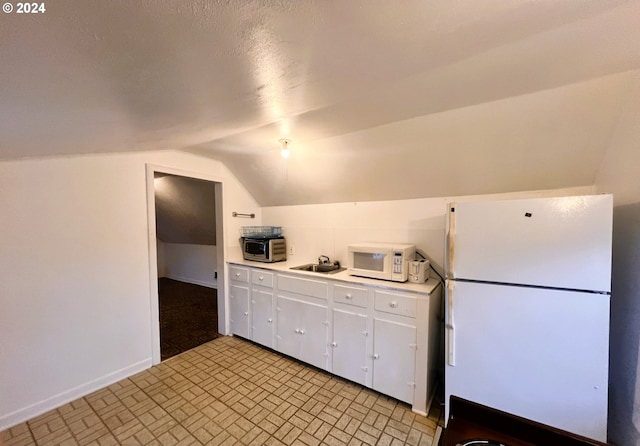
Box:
2, 1, 639, 205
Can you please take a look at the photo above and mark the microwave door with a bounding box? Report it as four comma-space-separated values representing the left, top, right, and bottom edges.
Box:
351, 250, 390, 280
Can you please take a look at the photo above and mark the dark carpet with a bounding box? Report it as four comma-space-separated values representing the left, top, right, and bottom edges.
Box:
158, 277, 221, 361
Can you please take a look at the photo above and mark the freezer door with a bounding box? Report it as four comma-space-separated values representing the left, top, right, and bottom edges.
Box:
444, 280, 610, 442
448, 195, 612, 292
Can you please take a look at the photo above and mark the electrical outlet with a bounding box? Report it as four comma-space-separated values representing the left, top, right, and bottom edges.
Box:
288, 244, 296, 256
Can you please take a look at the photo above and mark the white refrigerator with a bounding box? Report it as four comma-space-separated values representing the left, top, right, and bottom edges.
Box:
444, 194, 613, 442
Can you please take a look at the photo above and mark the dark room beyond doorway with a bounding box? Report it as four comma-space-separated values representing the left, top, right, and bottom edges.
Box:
158, 278, 220, 360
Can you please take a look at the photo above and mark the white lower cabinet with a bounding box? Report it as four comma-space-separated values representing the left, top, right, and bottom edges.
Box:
372, 318, 417, 404
229, 284, 250, 338
251, 288, 274, 347
276, 274, 329, 370
250, 269, 275, 348
229, 266, 275, 347
277, 296, 329, 370
332, 309, 368, 386
229, 266, 250, 338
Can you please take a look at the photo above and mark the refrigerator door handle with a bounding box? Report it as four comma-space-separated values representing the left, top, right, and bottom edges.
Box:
445, 203, 456, 278
447, 280, 455, 366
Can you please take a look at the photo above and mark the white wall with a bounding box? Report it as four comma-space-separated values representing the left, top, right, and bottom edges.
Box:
0, 150, 259, 430
595, 70, 640, 207
595, 70, 640, 445
159, 242, 217, 288
263, 186, 595, 273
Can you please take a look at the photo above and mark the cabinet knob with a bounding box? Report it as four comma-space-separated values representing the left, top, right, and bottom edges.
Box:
295, 329, 300, 334
389, 301, 398, 308
267, 318, 273, 323
243, 312, 248, 316
373, 354, 380, 360
299, 330, 305, 335
259, 276, 264, 281
331, 342, 338, 347
345, 294, 352, 299
235, 273, 240, 277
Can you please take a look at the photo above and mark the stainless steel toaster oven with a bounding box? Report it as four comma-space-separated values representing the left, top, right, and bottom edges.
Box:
242, 237, 286, 263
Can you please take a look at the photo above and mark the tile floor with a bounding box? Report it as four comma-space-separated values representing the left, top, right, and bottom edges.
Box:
1, 336, 443, 446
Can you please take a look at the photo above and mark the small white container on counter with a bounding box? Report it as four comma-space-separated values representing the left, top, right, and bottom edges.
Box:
408, 259, 429, 283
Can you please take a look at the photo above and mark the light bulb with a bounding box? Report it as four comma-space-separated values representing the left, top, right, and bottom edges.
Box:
279, 139, 291, 159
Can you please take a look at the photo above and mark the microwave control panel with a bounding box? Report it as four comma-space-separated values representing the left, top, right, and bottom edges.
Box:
393, 251, 404, 273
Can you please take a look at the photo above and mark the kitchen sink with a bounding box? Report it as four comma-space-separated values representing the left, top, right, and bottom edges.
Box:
290, 263, 346, 274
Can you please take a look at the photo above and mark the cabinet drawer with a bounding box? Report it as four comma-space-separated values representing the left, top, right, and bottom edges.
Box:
374, 290, 417, 318
230, 266, 249, 283
278, 274, 328, 300
334, 284, 369, 308
251, 270, 274, 288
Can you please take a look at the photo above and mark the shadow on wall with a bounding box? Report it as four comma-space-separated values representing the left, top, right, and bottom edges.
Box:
154, 173, 216, 245
608, 203, 640, 445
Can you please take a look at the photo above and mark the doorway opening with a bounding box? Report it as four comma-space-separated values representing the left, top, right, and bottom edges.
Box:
146, 165, 226, 365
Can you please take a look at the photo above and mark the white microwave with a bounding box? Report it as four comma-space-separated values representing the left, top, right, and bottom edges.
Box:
347, 243, 416, 282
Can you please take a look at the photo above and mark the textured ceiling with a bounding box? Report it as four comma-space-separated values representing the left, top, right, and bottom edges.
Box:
2, 1, 640, 205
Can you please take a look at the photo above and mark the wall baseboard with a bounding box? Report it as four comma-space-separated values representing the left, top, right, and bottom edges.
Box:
0, 358, 152, 431
163, 274, 217, 289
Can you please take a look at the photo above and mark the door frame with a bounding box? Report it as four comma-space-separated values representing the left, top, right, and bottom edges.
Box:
145, 163, 226, 365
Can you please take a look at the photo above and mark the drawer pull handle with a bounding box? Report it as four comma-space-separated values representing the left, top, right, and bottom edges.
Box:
373, 354, 380, 360
243, 312, 248, 316
235, 273, 240, 277
299, 329, 305, 335
259, 276, 264, 281
345, 294, 353, 299
267, 318, 273, 323
331, 342, 338, 347
295, 329, 300, 334
389, 301, 398, 308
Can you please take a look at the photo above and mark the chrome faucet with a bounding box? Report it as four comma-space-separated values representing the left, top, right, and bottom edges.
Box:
318, 255, 330, 265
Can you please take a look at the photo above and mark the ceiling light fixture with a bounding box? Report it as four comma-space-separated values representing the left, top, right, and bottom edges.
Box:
279, 139, 291, 159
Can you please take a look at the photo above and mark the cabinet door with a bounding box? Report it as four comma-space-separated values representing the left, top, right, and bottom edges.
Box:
373, 318, 416, 404
332, 309, 368, 385
276, 296, 328, 369
251, 289, 274, 348
298, 300, 329, 370
276, 296, 301, 358
229, 284, 250, 338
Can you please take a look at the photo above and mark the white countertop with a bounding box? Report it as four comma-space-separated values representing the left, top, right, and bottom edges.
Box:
227, 255, 442, 295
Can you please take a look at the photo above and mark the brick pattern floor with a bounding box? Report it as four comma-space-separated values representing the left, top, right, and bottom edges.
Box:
1, 336, 442, 446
